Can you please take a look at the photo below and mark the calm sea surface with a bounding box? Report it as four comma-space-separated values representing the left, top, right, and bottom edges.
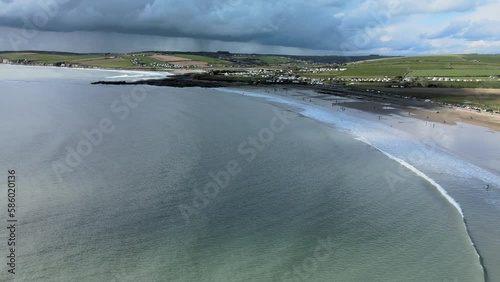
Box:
1, 65, 498, 281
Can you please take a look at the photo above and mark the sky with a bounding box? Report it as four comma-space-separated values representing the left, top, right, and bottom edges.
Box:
0, 0, 499, 55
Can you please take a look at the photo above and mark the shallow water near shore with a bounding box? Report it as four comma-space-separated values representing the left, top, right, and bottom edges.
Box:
0, 65, 497, 281
220, 87, 500, 281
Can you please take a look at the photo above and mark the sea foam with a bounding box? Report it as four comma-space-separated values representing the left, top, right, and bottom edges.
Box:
216, 88, 500, 211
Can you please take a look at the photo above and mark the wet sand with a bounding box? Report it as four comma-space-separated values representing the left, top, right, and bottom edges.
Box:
252, 85, 500, 132
343, 101, 500, 131
239, 85, 500, 175
367, 86, 500, 96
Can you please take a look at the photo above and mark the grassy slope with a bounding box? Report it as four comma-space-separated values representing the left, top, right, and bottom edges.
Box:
335, 54, 500, 78
172, 54, 227, 65
303, 55, 500, 97
0, 53, 102, 63
254, 55, 291, 65
312, 54, 500, 109
0, 52, 166, 69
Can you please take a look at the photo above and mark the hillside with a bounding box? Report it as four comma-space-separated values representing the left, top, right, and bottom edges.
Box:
0, 51, 392, 70
304, 54, 500, 89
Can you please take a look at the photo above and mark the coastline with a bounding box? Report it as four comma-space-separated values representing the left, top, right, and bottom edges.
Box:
88, 71, 500, 131
339, 95, 500, 131
0, 61, 200, 75
4, 62, 499, 132
233, 86, 500, 176
233, 84, 500, 132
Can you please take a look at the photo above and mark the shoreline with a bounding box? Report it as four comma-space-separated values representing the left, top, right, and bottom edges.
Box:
235, 86, 500, 176
86, 67, 500, 132
4, 63, 499, 131
237, 84, 500, 132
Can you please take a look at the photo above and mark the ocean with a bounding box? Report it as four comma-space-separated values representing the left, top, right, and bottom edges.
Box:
1, 64, 499, 281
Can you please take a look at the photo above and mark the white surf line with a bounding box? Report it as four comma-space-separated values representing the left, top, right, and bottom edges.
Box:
216, 87, 488, 280
355, 136, 488, 280
218, 87, 467, 216
5, 64, 174, 79
218, 88, 500, 185
359, 137, 465, 216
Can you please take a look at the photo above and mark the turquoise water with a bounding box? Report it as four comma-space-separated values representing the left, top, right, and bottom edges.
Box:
0, 65, 492, 281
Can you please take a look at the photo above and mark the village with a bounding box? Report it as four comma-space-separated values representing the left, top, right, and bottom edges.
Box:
1, 53, 499, 92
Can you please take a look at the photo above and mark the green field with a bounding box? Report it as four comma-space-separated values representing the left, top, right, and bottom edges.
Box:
0, 51, 228, 69
343, 64, 409, 77
79, 58, 136, 69
0, 52, 167, 69
302, 54, 500, 92
255, 55, 291, 65
127, 55, 165, 64
173, 54, 227, 65
411, 69, 500, 77
0, 52, 102, 63
305, 54, 500, 78
326, 54, 500, 108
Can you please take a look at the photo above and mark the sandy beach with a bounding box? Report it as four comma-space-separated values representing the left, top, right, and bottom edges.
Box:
264, 85, 500, 131
238, 86, 500, 176
358, 86, 500, 130
343, 100, 500, 131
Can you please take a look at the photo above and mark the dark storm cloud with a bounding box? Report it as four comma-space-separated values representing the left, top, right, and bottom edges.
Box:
0, 0, 497, 54
0, 0, 349, 50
